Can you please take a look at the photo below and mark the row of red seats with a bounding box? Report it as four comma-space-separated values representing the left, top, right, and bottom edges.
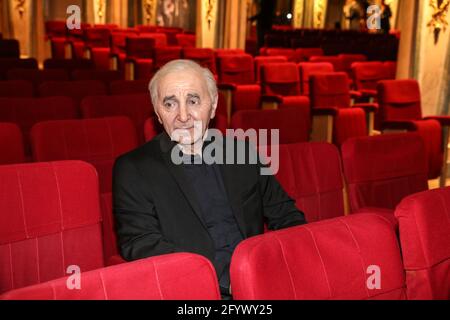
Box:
0, 144, 448, 299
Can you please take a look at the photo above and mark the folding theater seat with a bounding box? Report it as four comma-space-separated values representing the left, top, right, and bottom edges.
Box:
0, 160, 104, 294
0, 122, 25, 164
254, 55, 288, 83
271, 142, 346, 222
231, 108, 310, 144
214, 49, 245, 57
260, 62, 310, 110
377, 79, 449, 183
0, 80, 34, 97
182, 48, 217, 75
175, 33, 196, 48
0, 58, 38, 79
30, 117, 138, 193
71, 70, 122, 85
81, 94, 153, 144
230, 214, 406, 300
216, 54, 260, 121
81, 27, 112, 70
7, 69, 69, 92
43, 58, 94, 72
294, 48, 324, 62
309, 72, 377, 145
109, 79, 149, 95
383, 61, 397, 80
298, 62, 334, 95
395, 187, 450, 300
99, 192, 121, 265
264, 48, 296, 62
351, 61, 388, 101
309, 55, 344, 72
38, 80, 107, 105
341, 133, 428, 214
1, 253, 220, 300
0, 39, 20, 58
123, 37, 155, 80
338, 54, 367, 79
0, 97, 79, 157
153, 46, 182, 69
49, 37, 68, 59
140, 33, 168, 47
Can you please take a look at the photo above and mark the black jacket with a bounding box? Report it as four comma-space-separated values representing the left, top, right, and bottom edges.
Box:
113, 132, 306, 264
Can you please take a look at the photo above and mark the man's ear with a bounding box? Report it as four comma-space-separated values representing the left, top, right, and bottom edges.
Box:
210, 94, 218, 119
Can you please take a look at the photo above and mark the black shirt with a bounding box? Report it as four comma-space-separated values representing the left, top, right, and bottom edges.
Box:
181, 153, 243, 291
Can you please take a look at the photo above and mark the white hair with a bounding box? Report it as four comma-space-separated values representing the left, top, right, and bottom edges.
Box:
148, 59, 218, 108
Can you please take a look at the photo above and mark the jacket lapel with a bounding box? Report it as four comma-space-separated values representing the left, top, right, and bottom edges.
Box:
159, 133, 208, 231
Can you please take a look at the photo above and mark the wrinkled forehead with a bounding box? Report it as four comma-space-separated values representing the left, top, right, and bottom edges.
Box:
157, 69, 209, 100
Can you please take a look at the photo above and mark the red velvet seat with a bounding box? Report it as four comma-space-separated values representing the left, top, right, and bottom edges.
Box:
81, 94, 153, 144
377, 79, 448, 180
7, 69, 69, 91
0, 253, 220, 300
0, 39, 20, 58
274, 142, 345, 222
310, 55, 344, 72
31, 117, 138, 193
309, 72, 377, 145
153, 46, 182, 69
175, 33, 196, 48
182, 48, 217, 74
338, 53, 367, 78
38, 80, 107, 105
230, 214, 406, 300
260, 62, 310, 110
43, 58, 94, 71
298, 62, 334, 95
0, 80, 34, 97
0, 58, 38, 79
0, 161, 104, 294
124, 37, 155, 80
265, 48, 296, 62
99, 192, 121, 265
395, 187, 450, 300
71, 70, 122, 85
341, 133, 428, 213
0, 122, 25, 164
109, 79, 149, 95
231, 108, 310, 144
294, 48, 324, 62
351, 61, 390, 101
0, 97, 79, 156
254, 56, 288, 83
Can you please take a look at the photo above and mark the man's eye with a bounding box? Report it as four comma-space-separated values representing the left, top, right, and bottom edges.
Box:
164, 101, 176, 108
188, 98, 200, 105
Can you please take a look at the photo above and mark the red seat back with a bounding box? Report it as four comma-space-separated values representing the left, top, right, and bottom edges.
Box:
81, 93, 153, 144
0, 58, 38, 79
351, 61, 386, 91
182, 48, 216, 74
38, 80, 107, 104
338, 54, 367, 75
109, 80, 149, 95
71, 70, 122, 85
0, 80, 34, 97
31, 117, 138, 193
1, 253, 220, 300
261, 62, 301, 97
140, 33, 168, 47
265, 48, 296, 62
217, 54, 254, 85
309, 72, 351, 109
0, 122, 25, 164
341, 133, 428, 212
231, 108, 310, 144
43, 58, 94, 71
295, 48, 324, 62
7, 69, 69, 89
175, 34, 196, 48
0, 161, 104, 294
377, 79, 422, 122
254, 56, 288, 83
310, 55, 344, 71
0, 40, 20, 58
84, 27, 111, 48
0, 97, 79, 156
126, 37, 155, 59
153, 46, 182, 69
395, 187, 450, 300
231, 214, 406, 299
273, 142, 345, 222
298, 62, 334, 95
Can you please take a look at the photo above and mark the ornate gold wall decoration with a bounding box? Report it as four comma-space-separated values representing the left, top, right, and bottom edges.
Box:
293, 0, 304, 28
15, 0, 26, 18
314, 0, 326, 28
427, 0, 449, 43
206, 0, 216, 30
96, 0, 105, 19
144, 0, 154, 25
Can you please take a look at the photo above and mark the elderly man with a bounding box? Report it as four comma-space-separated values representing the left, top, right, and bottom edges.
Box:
113, 59, 306, 298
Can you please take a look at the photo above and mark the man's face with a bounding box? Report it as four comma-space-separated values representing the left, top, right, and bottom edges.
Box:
154, 69, 217, 147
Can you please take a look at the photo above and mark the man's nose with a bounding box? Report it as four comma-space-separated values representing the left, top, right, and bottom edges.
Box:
178, 102, 190, 122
